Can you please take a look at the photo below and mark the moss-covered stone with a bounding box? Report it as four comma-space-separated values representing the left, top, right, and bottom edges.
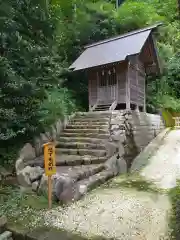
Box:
104, 174, 161, 194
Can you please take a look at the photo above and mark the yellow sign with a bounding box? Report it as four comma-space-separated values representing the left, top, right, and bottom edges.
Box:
44, 142, 56, 176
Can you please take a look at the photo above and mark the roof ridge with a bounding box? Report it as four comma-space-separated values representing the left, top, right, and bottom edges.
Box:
85, 23, 162, 49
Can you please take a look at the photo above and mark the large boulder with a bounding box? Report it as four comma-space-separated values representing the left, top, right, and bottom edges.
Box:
17, 166, 32, 187
0, 216, 7, 233
105, 154, 127, 175
117, 157, 127, 174
19, 143, 36, 161
118, 142, 125, 157
38, 174, 49, 195
29, 166, 44, 182
104, 141, 117, 158
111, 130, 126, 142
38, 174, 59, 199
32, 181, 40, 192
15, 158, 25, 173
55, 175, 80, 203
39, 173, 80, 203
105, 155, 118, 175
0, 167, 12, 179
17, 166, 44, 187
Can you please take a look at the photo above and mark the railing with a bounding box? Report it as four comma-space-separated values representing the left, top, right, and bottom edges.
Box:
173, 117, 180, 129
89, 99, 99, 112
161, 109, 180, 127
109, 100, 117, 111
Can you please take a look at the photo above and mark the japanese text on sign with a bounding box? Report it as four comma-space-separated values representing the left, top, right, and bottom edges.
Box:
44, 143, 56, 176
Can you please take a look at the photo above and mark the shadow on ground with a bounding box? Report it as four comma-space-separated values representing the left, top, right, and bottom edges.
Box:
102, 174, 161, 194
8, 225, 118, 240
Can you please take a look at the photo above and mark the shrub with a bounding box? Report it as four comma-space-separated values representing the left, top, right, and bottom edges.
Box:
40, 87, 77, 128
169, 182, 180, 239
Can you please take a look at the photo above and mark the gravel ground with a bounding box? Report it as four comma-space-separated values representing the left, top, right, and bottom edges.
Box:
44, 187, 170, 240
44, 130, 180, 239
140, 130, 180, 189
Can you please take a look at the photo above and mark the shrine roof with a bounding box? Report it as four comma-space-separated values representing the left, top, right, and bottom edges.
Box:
69, 23, 162, 71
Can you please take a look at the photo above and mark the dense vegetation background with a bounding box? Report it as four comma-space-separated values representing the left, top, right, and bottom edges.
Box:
0, 0, 180, 165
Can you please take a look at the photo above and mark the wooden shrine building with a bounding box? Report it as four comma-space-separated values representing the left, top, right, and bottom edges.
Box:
69, 24, 162, 112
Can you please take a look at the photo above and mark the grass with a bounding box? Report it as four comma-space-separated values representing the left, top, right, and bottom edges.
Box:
0, 184, 58, 231
103, 173, 161, 194
168, 182, 180, 239
0, 184, 116, 240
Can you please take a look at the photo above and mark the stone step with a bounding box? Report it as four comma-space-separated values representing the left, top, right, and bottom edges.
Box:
27, 155, 107, 167
56, 164, 105, 182
76, 112, 112, 118
57, 155, 107, 165
60, 132, 110, 139
69, 121, 109, 126
0, 216, 7, 234
95, 105, 110, 109
56, 148, 107, 157
0, 231, 12, 240
56, 142, 105, 150
96, 104, 111, 107
63, 128, 108, 134
58, 137, 104, 144
53, 166, 111, 203
71, 117, 110, 123
94, 105, 111, 111
95, 109, 110, 111
65, 124, 108, 130
75, 170, 114, 200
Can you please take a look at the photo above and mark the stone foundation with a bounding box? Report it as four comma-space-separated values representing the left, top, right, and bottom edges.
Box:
0, 216, 13, 240
15, 110, 165, 203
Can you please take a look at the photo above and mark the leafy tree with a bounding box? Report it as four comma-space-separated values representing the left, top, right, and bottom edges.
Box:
1, 0, 180, 166
0, 0, 63, 165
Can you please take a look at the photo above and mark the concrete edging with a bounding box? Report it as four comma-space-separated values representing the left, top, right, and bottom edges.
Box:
130, 128, 171, 173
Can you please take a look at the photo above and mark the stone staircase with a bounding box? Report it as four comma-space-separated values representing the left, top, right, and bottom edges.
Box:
18, 110, 165, 204
53, 112, 114, 202
26, 111, 122, 203
92, 104, 112, 111
56, 112, 110, 160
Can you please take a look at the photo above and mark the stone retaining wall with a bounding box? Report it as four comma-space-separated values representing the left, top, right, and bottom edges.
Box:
33, 113, 76, 158
0, 216, 13, 240
130, 111, 165, 152
15, 113, 76, 171
17, 110, 164, 166
14, 110, 165, 201
108, 110, 165, 170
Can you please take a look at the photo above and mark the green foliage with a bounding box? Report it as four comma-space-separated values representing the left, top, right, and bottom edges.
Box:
0, 185, 50, 228
115, 1, 163, 31
157, 95, 180, 112
167, 53, 180, 98
106, 175, 160, 194
54, 0, 180, 114
0, 0, 65, 165
169, 182, 180, 239
0, 0, 180, 167
40, 87, 77, 127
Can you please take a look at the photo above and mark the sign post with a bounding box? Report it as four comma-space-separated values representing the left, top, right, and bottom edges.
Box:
43, 142, 56, 209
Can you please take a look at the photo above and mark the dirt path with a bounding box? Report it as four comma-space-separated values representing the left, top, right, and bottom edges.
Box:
44, 130, 180, 239
139, 130, 180, 189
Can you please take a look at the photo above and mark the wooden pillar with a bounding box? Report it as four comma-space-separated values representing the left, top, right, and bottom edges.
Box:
87, 71, 91, 111
143, 77, 146, 112
135, 57, 139, 111
126, 61, 130, 109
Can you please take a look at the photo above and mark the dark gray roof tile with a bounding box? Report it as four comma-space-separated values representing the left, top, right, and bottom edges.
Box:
69, 24, 162, 71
